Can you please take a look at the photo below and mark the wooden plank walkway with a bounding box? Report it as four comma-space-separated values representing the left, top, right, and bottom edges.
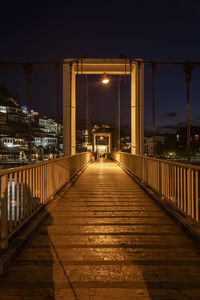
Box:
1, 158, 200, 299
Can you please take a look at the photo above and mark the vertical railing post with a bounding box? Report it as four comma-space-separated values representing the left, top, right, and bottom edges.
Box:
24, 64, 34, 164
69, 62, 72, 156
159, 160, 162, 194
184, 63, 193, 164
0, 175, 8, 249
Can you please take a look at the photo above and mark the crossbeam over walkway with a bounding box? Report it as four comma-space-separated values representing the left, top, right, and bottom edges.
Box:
1, 159, 200, 299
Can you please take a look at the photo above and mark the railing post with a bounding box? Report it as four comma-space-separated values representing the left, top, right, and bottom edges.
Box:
158, 160, 162, 194
0, 175, 8, 249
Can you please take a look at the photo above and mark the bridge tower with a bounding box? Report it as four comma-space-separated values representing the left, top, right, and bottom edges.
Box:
63, 58, 144, 156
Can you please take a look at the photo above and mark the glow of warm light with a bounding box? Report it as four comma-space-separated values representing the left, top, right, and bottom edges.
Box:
102, 73, 109, 84
102, 78, 109, 84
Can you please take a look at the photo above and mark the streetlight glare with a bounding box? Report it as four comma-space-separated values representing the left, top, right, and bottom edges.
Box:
102, 73, 109, 84
102, 78, 109, 84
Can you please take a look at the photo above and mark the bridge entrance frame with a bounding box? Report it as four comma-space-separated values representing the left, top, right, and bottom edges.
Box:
63, 58, 144, 156
93, 132, 112, 155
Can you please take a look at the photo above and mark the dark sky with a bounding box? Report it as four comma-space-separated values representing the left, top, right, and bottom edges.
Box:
1, 0, 200, 134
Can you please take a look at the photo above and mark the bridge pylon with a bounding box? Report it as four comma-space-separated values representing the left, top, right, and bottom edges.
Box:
63, 58, 144, 156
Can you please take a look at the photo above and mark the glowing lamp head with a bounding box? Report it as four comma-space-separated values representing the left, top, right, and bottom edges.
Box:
102, 73, 109, 84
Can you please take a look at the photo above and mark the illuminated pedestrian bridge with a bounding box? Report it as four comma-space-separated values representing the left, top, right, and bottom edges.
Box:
0, 58, 200, 299
0, 154, 200, 299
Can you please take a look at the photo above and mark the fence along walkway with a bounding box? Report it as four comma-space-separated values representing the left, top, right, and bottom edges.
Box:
1, 159, 200, 299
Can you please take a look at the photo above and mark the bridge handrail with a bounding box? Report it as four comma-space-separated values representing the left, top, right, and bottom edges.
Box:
0, 152, 89, 176
0, 152, 92, 249
111, 151, 199, 223
114, 152, 200, 170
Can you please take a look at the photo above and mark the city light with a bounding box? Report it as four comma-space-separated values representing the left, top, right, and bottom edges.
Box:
102, 73, 109, 84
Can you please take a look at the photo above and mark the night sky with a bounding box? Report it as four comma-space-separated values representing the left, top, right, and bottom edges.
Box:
1, 0, 200, 134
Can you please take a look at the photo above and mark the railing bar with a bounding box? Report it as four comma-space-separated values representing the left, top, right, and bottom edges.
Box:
22, 170, 26, 220
171, 165, 173, 202
177, 166, 180, 208
174, 166, 177, 205
180, 167, 183, 210
43, 164, 45, 203
31, 168, 33, 214
42, 165, 45, 203
168, 165, 170, 200
168, 164, 169, 199
1, 174, 8, 249
35, 166, 38, 209
157, 161, 159, 191
34, 167, 37, 210
184, 168, 186, 213
18, 171, 22, 222
39, 165, 41, 205
164, 164, 166, 197
170, 166, 172, 202
170, 165, 172, 201
26, 169, 30, 218
14, 172, 18, 227
163, 164, 165, 196
161, 163, 163, 195
40, 166, 42, 204
45, 164, 47, 202
187, 168, 191, 216
191, 169, 194, 218
195, 170, 199, 221
32, 167, 35, 211
165, 164, 167, 197
9, 173, 13, 233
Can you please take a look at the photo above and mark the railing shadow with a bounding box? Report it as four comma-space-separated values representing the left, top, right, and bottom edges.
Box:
0, 206, 56, 298
0, 183, 80, 298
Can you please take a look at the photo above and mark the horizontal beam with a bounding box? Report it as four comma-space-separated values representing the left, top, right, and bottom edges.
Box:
63, 58, 138, 74
1, 58, 200, 69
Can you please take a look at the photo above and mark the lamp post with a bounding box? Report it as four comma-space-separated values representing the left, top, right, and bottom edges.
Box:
102, 73, 109, 84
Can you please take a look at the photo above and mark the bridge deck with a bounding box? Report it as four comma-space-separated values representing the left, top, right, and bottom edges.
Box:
1, 159, 200, 299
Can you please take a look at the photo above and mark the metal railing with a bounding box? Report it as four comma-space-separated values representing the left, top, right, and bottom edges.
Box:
0, 152, 92, 249
111, 152, 199, 223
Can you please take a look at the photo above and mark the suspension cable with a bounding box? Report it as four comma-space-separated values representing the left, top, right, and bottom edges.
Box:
117, 75, 121, 151
151, 63, 156, 156
123, 57, 128, 145
85, 75, 90, 145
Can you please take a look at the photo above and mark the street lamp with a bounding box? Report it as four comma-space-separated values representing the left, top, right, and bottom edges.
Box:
102, 73, 109, 84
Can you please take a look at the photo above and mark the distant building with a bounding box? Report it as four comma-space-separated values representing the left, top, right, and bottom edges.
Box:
0, 94, 63, 163
144, 136, 165, 156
